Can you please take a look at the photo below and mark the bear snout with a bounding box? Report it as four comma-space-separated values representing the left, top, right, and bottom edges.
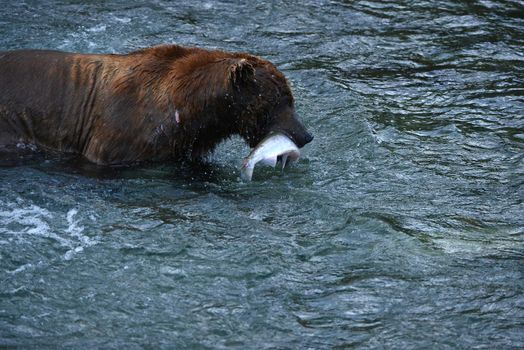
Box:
293, 130, 314, 148
304, 132, 314, 145
285, 116, 314, 148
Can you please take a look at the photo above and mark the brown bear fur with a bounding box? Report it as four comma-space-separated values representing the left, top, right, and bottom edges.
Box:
0, 45, 312, 165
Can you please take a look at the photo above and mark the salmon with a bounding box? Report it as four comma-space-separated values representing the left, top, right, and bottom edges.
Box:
240, 132, 300, 181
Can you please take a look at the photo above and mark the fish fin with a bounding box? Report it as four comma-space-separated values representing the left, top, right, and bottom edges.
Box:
281, 154, 288, 170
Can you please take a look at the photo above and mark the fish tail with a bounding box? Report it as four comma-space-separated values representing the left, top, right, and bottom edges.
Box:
240, 163, 255, 181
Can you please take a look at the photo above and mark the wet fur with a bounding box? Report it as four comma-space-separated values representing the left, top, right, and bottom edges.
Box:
0, 45, 311, 165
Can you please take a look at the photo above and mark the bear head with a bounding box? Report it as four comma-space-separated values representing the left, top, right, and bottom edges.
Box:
225, 56, 314, 149
170, 49, 313, 158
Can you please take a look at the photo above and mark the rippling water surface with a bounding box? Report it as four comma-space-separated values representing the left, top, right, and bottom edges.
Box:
1, 1, 523, 348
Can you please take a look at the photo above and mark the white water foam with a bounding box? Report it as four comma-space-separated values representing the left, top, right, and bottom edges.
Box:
87, 24, 107, 33
111, 14, 131, 24
8, 263, 33, 275
0, 203, 69, 245
63, 208, 98, 261
0, 201, 99, 265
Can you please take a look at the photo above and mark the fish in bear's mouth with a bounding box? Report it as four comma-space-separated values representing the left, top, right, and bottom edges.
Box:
240, 132, 302, 181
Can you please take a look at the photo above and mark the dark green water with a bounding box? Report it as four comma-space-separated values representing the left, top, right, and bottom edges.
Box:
1, 1, 523, 348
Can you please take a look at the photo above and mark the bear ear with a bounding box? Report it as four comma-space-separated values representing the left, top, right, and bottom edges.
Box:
228, 58, 255, 85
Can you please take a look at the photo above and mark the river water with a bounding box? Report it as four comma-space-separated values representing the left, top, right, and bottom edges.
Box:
1, 1, 523, 349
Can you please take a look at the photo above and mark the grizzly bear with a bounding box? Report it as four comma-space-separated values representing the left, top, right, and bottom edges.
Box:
0, 45, 313, 165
